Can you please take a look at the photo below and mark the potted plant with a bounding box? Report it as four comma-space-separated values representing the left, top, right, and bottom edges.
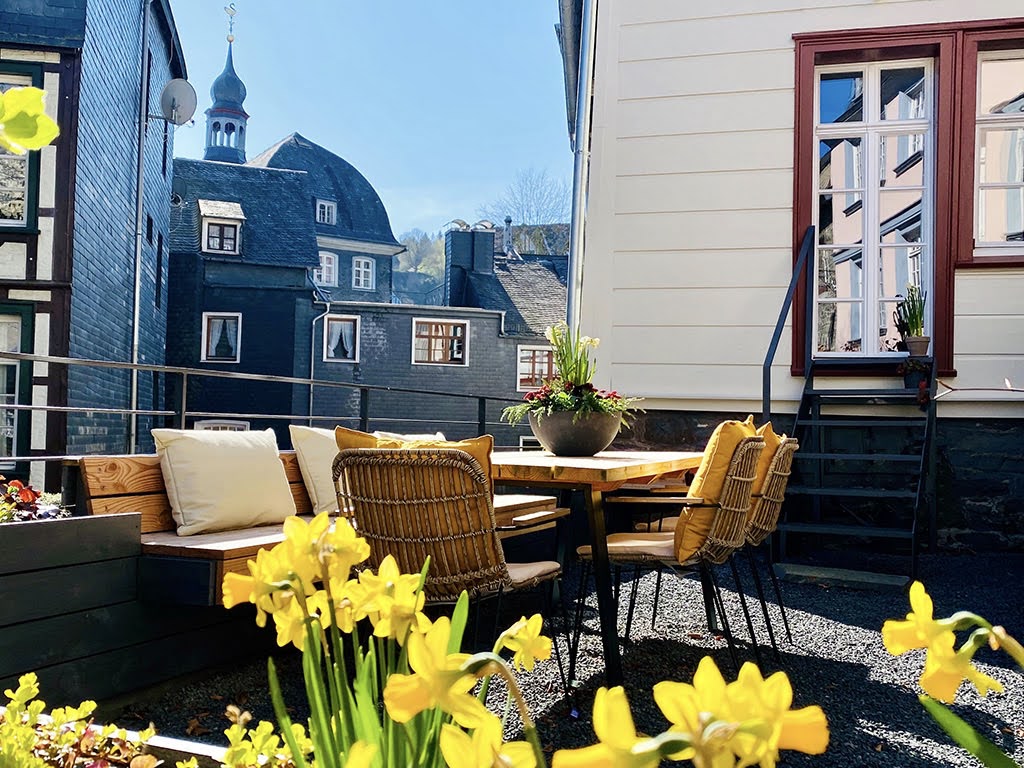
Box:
501, 322, 641, 456
893, 284, 930, 357
896, 357, 931, 391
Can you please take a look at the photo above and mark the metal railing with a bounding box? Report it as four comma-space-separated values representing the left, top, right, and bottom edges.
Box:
762, 226, 815, 423
0, 350, 528, 471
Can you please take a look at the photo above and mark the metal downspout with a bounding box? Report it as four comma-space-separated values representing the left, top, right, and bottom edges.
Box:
309, 298, 331, 424
566, 0, 599, 332
129, 0, 152, 452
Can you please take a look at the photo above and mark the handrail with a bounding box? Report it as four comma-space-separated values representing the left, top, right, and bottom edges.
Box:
762, 226, 815, 423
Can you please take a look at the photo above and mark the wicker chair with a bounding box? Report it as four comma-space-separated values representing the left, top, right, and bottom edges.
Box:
332, 447, 562, 604
571, 436, 764, 676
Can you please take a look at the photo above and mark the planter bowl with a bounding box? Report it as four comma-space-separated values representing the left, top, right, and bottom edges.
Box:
905, 335, 931, 357
528, 410, 622, 456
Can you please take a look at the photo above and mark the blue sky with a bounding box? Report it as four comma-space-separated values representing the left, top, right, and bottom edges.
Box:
168, 1, 573, 236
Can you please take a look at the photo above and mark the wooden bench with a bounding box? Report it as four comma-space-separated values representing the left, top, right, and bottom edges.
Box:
75, 452, 566, 607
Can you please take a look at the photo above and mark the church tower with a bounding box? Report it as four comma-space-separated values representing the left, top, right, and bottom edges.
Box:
204, 7, 248, 163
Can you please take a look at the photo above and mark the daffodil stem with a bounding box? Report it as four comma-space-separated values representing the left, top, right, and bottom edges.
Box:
473, 660, 546, 768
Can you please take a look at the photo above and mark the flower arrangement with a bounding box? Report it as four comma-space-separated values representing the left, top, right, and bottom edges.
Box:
0, 477, 66, 524
883, 581, 1022, 766
502, 322, 641, 427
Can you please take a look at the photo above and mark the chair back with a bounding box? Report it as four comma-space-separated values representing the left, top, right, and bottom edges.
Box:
745, 438, 799, 546
693, 435, 764, 564
332, 447, 510, 602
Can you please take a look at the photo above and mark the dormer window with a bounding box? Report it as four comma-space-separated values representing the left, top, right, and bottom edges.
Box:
316, 199, 337, 225
199, 199, 245, 256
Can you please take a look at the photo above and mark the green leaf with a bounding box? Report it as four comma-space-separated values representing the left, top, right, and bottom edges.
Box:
920, 695, 1021, 768
267, 658, 308, 768
448, 591, 469, 652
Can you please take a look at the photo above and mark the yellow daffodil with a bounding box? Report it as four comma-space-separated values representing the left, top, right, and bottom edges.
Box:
882, 581, 956, 655
222, 546, 313, 626
653, 657, 733, 765
500, 615, 552, 672
919, 631, 1004, 704
0, 87, 58, 154
343, 741, 377, 768
319, 515, 371, 581
552, 686, 662, 768
440, 715, 535, 768
383, 616, 491, 728
354, 554, 430, 643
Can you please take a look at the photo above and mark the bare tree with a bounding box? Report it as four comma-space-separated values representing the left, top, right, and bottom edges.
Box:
479, 168, 571, 227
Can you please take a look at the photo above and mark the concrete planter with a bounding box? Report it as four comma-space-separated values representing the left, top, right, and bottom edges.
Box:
528, 410, 621, 456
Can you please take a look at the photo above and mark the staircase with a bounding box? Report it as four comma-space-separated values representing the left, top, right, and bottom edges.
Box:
773, 358, 936, 582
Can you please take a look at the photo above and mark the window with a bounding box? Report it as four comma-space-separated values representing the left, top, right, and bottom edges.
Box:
413, 319, 468, 365
517, 345, 554, 390
352, 256, 375, 290
194, 419, 250, 431
201, 312, 241, 363
324, 315, 359, 362
146, 214, 153, 244
0, 67, 42, 230
792, 20, 1024, 376
205, 222, 239, 253
0, 315, 21, 468
313, 251, 337, 286
316, 199, 336, 225
156, 232, 163, 309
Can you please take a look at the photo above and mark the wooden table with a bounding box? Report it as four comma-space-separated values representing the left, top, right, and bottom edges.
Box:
491, 450, 703, 685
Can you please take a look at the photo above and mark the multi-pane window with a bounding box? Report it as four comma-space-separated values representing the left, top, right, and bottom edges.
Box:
314, 251, 337, 286
352, 256, 375, 290
0, 72, 36, 229
316, 199, 336, 225
814, 60, 932, 356
324, 315, 359, 362
202, 312, 241, 363
205, 222, 239, 253
0, 315, 21, 466
975, 51, 1024, 253
413, 319, 468, 365
517, 345, 554, 390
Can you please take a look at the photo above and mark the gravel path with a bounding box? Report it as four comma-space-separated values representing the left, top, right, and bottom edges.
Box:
103, 552, 1024, 767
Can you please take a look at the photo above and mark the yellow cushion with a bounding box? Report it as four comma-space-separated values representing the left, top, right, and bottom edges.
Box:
335, 426, 494, 482
152, 428, 296, 536
753, 422, 783, 497
673, 416, 756, 562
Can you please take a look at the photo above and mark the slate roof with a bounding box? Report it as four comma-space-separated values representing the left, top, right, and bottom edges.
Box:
248, 133, 400, 248
170, 158, 319, 269
0, 0, 86, 49
466, 255, 567, 337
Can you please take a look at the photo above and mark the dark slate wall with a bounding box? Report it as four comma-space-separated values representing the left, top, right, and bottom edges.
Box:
0, 0, 87, 48
319, 248, 392, 304
620, 408, 1024, 552
67, 0, 176, 454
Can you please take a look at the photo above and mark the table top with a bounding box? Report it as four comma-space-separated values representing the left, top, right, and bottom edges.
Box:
490, 449, 703, 488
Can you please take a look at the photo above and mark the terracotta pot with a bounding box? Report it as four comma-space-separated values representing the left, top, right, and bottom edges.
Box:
528, 410, 621, 456
905, 336, 930, 357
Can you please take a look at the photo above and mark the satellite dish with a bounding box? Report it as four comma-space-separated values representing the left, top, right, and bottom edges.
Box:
159, 79, 197, 126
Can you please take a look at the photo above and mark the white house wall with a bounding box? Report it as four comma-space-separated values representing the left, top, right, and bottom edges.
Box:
584, 0, 1024, 417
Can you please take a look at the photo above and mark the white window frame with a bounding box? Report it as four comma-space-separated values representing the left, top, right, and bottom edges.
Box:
974, 49, 1024, 258
313, 251, 337, 286
201, 312, 242, 363
352, 256, 375, 290
516, 344, 554, 391
411, 318, 469, 366
0, 314, 22, 468
202, 217, 241, 255
316, 199, 337, 225
812, 58, 934, 358
323, 314, 360, 363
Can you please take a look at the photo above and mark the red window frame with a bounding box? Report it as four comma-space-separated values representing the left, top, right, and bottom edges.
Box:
792, 18, 1024, 379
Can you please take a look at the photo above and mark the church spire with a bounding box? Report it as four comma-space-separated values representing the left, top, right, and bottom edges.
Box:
204, 4, 249, 163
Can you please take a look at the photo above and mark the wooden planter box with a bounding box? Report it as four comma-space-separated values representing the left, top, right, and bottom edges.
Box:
0, 513, 272, 704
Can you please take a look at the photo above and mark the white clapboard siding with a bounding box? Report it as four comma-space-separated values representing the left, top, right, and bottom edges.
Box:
581, 0, 1024, 414
615, 170, 793, 214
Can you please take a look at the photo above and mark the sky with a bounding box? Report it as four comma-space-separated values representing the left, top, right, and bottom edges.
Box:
167, 1, 574, 237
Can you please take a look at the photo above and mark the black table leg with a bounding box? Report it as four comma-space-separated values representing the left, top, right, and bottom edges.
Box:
583, 487, 622, 685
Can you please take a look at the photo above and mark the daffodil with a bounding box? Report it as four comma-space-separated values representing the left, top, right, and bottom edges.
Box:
882, 581, 957, 655
354, 554, 430, 643
653, 656, 734, 765
552, 686, 662, 768
440, 714, 535, 768
500, 615, 552, 672
0, 87, 58, 154
222, 546, 314, 627
343, 741, 377, 768
919, 631, 1004, 704
319, 515, 371, 581
383, 616, 491, 728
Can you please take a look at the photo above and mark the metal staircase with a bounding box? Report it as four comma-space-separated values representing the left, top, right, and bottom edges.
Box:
774, 358, 937, 581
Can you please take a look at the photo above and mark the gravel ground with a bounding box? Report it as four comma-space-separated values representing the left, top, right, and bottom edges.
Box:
102, 551, 1024, 767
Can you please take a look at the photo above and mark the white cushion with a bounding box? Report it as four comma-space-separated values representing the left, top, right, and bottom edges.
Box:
153, 428, 296, 536
576, 532, 675, 561
289, 425, 340, 514
506, 560, 561, 587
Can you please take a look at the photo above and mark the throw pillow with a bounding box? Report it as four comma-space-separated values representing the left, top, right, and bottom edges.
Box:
335, 426, 494, 481
152, 428, 296, 536
372, 430, 447, 441
289, 425, 343, 514
673, 416, 756, 563
753, 421, 784, 497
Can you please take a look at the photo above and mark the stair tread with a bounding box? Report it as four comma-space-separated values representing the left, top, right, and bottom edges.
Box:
786, 485, 918, 498
794, 418, 926, 427
773, 563, 910, 589
778, 521, 914, 538
795, 452, 921, 462
807, 388, 920, 397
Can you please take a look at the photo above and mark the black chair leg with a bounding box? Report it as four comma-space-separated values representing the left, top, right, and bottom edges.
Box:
729, 556, 764, 669
651, 565, 663, 630
699, 561, 718, 632
745, 547, 781, 663
492, 586, 505, 644
568, 560, 591, 688
545, 580, 571, 700
623, 565, 642, 644
703, 561, 739, 673
765, 553, 794, 643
